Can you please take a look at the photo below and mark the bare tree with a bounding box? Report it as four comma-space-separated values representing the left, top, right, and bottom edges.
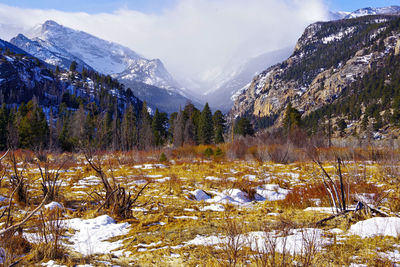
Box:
6, 150, 28, 204
0, 149, 50, 265
84, 148, 150, 218
35, 150, 69, 202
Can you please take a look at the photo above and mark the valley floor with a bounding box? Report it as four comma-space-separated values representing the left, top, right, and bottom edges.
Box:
0, 149, 399, 266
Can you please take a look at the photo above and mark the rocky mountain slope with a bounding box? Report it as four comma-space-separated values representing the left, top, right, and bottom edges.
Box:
10, 20, 196, 113
229, 14, 400, 131
0, 38, 142, 114
203, 6, 400, 113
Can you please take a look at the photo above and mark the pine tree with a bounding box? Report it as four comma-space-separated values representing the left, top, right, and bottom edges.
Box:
6, 108, 18, 149
97, 111, 112, 150
338, 118, 347, 137
81, 68, 87, 80
58, 116, 73, 151
111, 107, 121, 151
152, 109, 168, 147
0, 104, 8, 150
69, 61, 77, 72
184, 117, 196, 145
17, 101, 49, 149
198, 103, 214, 144
48, 108, 55, 149
55, 66, 60, 76
121, 104, 137, 151
361, 115, 369, 131
168, 112, 178, 144
283, 102, 302, 131
234, 117, 254, 137
138, 102, 153, 150
213, 110, 225, 144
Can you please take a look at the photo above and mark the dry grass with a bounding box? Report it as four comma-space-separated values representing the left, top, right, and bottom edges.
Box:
0, 145, 398, 265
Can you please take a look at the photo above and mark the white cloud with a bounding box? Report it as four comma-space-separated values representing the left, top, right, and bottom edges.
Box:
0, 0, 328, 89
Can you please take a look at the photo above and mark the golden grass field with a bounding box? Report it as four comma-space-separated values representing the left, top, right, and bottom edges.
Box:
0, 145, 399, 266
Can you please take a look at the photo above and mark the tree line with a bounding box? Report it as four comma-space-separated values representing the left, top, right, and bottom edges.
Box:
0, 100, 231, 151
0, 52, 256, 151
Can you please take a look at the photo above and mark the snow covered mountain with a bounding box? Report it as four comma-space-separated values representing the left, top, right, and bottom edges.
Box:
11, 33, 93, 72
0, 37, 143, 115
0, 38, 33, 56
329, 6, 400, 21
9, 20, 196, 112
344, 6, 400, 19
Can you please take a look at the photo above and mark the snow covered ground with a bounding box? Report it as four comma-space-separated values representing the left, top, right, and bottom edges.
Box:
64, 215, 130, 256
349, 217, 400, 238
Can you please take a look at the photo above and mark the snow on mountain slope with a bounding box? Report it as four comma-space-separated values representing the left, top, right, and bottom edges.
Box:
114, 58, 180, 91
328, 11, 350, 21
9, 20, 199, 112
24, 20, 139, 75
329, 6, 400, 21
10, 33, 92, 72
0, 38, 32, 56
345, 6, 400, 19
11, 20, 182, 93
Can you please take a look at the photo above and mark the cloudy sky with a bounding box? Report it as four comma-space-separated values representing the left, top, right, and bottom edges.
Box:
0, 0, 397, 87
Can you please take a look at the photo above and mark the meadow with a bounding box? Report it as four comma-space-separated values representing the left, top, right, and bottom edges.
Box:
0, 142, 399, 266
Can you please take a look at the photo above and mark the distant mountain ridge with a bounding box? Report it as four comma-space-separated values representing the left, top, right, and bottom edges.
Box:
329, 6, 400, 20
345, 6, 400, 19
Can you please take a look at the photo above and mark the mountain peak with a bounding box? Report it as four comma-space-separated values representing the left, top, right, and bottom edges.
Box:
14, 33, 29, 40
42, 20, 61, 27
10, 20, 195, 112
40, 20, 66, 33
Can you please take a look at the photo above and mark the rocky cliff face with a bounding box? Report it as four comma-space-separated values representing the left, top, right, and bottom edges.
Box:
229, 15, 400, 127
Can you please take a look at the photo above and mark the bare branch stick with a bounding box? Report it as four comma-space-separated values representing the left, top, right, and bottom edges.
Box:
0, 194, 49, 236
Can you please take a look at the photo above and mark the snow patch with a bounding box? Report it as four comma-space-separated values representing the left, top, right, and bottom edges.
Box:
185, 228, 326, 255
64, 215, 130, 256
200, 204, 225, 212
349, 217, 400, 238
322, 27, 356, 44
44, 201, 63, 210
255, 184, 289, 201
42, 260, 67, 267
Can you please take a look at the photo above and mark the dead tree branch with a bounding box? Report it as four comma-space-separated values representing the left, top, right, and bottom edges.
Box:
0, 193, 49, 236
84, 151, 150, 218
0, 149, 9, 162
